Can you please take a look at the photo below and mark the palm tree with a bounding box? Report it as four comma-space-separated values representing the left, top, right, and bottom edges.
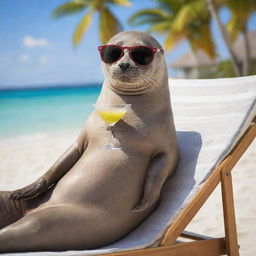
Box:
205, 0, 241, 76
225, 0, 256, 75
130, 0, 255, 77
53, 0, 131, 47
129, 0, 216, 60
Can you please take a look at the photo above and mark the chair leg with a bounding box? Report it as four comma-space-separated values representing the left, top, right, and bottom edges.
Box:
221, 169, 239, 256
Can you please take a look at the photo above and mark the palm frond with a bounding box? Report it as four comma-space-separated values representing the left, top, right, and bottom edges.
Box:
225, 0, 256, 14
156, 0, 182, 14
128, 9, 169, 27
99, 7, 122, 44
73, 11, 93, 47
147, 21, 171, 34
227, 15, 242, 42
53, 1, 87, 19
225, 0, 255, 40
107, 0, 132, 7
127, 0, 217, 58
188, 23, 216, 59
164, 30, 184, 51
171, 0, 208, 31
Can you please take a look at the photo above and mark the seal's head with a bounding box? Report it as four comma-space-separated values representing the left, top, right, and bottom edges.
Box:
100, 31, 167, 95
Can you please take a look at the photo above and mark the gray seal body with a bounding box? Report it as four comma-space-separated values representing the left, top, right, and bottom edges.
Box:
0, 31, 179, 252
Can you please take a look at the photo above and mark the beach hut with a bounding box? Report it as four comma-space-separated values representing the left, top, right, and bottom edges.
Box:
171, 31, 256, 78
171, 50, 217, 79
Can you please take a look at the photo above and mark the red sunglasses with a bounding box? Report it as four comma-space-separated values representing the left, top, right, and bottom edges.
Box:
98, 45, 164, 66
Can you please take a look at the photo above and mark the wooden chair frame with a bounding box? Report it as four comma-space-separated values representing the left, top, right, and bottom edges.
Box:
98, 116, 256, 256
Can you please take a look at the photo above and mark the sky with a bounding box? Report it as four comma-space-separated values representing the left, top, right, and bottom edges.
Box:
0, 0, 255, 88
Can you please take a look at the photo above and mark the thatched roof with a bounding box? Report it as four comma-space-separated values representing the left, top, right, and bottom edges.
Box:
171, 50, 217, 69
171, 30, 256, 69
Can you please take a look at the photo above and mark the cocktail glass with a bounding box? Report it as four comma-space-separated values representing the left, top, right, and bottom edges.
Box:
94, 104, 131, 149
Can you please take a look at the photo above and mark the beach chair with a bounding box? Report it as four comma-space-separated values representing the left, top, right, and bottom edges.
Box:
5, 75, 255, 256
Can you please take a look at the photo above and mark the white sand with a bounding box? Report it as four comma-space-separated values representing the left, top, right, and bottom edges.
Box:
0, 130, 78, 191
0, 131, 255, 255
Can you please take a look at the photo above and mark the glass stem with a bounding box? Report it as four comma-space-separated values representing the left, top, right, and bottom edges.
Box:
109, 124, 114, 146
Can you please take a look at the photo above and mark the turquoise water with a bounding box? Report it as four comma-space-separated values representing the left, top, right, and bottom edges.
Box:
0, 85, 101, 139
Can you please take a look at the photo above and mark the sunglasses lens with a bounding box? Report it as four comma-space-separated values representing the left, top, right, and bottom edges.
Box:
100, 46, 122, 63
131, 46, 154, 65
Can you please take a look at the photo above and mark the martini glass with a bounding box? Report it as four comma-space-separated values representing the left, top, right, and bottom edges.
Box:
94, 104, 131, 149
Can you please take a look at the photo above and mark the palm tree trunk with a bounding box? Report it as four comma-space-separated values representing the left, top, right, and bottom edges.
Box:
191, 49, 200, 78
205, 0, 242, 76
241, 28, 251, 76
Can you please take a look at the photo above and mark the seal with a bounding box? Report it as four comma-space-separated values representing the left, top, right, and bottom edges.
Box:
0, 31, 179, 252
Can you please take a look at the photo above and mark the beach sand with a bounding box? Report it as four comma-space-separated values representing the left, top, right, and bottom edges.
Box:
0, 131, 255, 255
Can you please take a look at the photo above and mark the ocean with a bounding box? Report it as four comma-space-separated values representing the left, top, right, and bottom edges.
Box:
0, 85, 102, 139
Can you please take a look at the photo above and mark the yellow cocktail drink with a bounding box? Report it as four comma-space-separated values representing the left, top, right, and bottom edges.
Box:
97, 110, 126, 124
94, 103, 131, 149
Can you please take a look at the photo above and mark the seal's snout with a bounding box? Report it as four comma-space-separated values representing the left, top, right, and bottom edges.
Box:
119, 63, 130, 72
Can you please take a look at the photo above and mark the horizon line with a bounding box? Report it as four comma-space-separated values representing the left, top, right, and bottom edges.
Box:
0, 82, 103, 91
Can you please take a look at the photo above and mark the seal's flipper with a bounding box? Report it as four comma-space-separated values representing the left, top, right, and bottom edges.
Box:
9, 178, 48, 200
10, 142, 84, 201
132, 193, 159, 213
0, 192, 24, 229
132, 153, 174, 212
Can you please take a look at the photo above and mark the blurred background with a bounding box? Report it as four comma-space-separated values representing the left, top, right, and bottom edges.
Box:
0, 0, 256, 137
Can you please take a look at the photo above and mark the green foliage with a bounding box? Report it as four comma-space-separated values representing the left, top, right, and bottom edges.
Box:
129, 0, 256, 77
164, 30, 184, 50
128, 9, 170, 27
73, 11, 92, 46
128, 0, 216, 59
210, 59, 256, 78
210, 60, 236, 78
53, 0, 132, 47
225, 0, 256, 41
251, 62, 256, 75
108, 0, 131, 6
99, 7, 122, 43
171, 0, 208, 31
53, 1, 87, 18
